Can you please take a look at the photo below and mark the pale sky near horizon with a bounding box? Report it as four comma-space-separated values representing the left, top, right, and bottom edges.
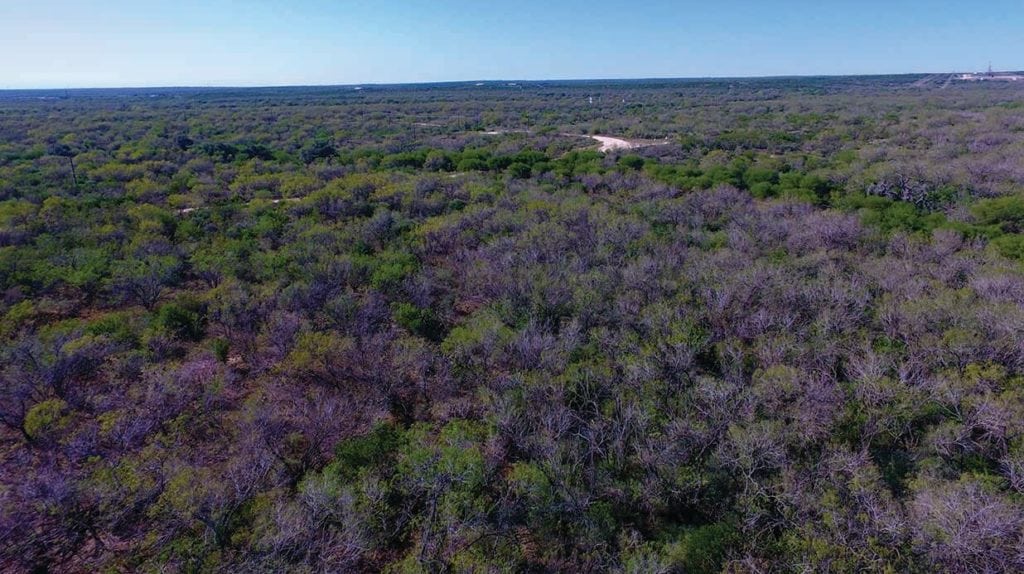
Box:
1, 0, 1022, 88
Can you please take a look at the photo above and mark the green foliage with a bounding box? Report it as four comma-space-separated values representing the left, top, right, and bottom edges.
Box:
663, 523, 740, 574
44, 247, 113, 293
617, 155, 645, 171
154, 297, 207, 341
285, 331, 353, 377
201, 142, 239, 162
382, 150, 429, 170
0, 199, 37, 227
972, 195, 1024, 232
211, 338, 230, 362
24, 399, 69, 441
397, 419, 490, 495
506, 162, 533, 179
441, 309, 514, 372
366, 249, 419, 291
85, 311, 142, 346
109, 255, 182, 309
424, 150, 455, 172
332, 422, 403, 481
392, 302, 445, 341
990, 233, 1024, 260
838, 193, 947, 234
300, 139, 338, 164
554, 150, 603, 177
0, 299, 36, 339
457, 157, 489, 171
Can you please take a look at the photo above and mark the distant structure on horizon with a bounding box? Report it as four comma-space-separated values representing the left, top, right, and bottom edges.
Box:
957, 64, 1024, 82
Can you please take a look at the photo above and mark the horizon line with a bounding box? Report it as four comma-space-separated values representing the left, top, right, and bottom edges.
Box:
2, 69, 1017, 92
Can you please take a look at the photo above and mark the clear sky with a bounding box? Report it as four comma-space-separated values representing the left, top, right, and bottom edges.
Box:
1, 0, 1021, 88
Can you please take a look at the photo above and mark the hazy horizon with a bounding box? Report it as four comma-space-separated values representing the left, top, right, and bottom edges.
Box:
0, 70, 1017, 92
3, 0, 1023, 89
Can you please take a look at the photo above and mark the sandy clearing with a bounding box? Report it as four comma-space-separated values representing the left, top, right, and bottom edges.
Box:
590, 136, 642, 153
176, 197, 300, 215
563, 134, 671, 153
479, 130, 666, 153
479, 129, 532, 135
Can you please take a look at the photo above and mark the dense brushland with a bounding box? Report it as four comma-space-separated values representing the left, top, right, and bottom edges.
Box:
2, 76, 1024, 572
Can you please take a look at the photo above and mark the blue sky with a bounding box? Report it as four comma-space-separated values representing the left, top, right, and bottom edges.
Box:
1, 0, 1021, 88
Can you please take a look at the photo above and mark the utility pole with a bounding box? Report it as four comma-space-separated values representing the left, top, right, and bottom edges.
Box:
67, 155, 78, 188
49, 143, 78, 189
